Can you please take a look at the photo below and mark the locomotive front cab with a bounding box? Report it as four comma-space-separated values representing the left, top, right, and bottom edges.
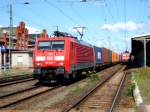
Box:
33, 38, 67, 80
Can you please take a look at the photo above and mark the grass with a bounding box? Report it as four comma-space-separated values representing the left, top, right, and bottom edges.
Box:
89, 74, 100, 82
71, 85, 81, 93
70, 73, 101, 94
133, 102, 138, 112
85, 73, 101, 86
133, 68, 150, 104
0, 68, 33, 78
127, 83, 135, 96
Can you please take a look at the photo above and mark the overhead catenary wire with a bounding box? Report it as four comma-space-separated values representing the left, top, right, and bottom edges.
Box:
69, 2, 97, 44
12, 10, 46, 29
44, 0, 78, 25
73, 0, 113, 46
103, 0, 116, 23
103, 4, 112, 49
124, 0, 128, 51
69, 2, 87, 24
114, 0, 121, 21
1, 8, 44, 32
15, 1, 51, 29
43, 0, 95, 43
0, 2, 47, 33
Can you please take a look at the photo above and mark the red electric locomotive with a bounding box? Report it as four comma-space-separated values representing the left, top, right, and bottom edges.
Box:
33, 31, 95, 82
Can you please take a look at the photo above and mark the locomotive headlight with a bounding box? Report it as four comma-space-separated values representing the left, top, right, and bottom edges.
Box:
57, 62, 64, 65
54, 56, 64, 61
59, 62, 64, 65
36, 56, 45, 61
36, 62, 40, 66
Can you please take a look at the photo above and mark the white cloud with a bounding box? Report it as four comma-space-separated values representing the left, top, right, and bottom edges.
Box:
26, 26, 41, 34
0, 25, 40, 34
101, 21, 144, 32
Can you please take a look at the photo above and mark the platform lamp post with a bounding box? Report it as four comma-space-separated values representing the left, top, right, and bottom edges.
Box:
8, 0, 13, 69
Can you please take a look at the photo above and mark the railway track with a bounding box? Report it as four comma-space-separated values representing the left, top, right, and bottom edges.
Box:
0, 74, 33, 83
0, 85, 62, 109
0, 77, 34, 87
63, 65, 126, 112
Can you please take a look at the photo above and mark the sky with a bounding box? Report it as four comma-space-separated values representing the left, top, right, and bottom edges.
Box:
0, 0, 149, 53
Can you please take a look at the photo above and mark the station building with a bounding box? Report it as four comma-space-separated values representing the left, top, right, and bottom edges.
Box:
131, 34, 150, 67
11, 50, 33, 68
0, 22, 41, 68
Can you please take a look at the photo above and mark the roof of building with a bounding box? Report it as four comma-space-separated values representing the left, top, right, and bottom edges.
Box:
132, 34, 150, 41
11, 50, 33, 53
0, 27, 16, 36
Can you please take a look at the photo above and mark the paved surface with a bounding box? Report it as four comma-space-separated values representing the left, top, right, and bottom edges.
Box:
138, 104, 150, 112
146, 105, 150, 112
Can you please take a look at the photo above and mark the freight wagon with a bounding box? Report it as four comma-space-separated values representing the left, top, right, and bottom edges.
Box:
112, 51, 119, 63
93, 46, 113, 65
93, 46, 119, 68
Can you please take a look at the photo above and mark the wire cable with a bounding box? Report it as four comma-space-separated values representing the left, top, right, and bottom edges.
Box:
44, 0, 77, 25
103, 0, 116, 23
114, 0, 121, 21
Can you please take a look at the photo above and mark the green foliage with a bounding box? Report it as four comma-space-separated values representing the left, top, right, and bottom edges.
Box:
134, 68, 150, 80
133, 68, 150, 104
89, 74, 100, 82
1, 70, 11, 77
127, 83, 135, 96
71, 85, 81, 93
133, 102, 138, 112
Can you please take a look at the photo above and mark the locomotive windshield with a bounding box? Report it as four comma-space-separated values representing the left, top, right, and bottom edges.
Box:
38, 40, 64, 50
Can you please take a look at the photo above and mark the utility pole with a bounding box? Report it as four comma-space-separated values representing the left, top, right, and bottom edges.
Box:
9, 0, 13, 69
73, 26, 86, 40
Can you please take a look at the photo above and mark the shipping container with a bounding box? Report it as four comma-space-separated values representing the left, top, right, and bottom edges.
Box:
109, 50, 112, 63
112, 51, 117, 62
116, 53, 119, 62
94, 46, 103, 64
102, 47, 109, 63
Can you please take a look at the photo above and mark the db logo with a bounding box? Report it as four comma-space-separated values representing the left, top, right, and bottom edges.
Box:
47, 56, 53, 60
97, 52, 102, 59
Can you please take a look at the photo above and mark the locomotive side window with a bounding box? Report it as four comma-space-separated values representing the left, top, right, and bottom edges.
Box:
38, 40, 64, 50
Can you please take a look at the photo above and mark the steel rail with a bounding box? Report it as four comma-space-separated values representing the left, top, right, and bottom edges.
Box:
0, 78, 34, 87
0, 85, 62, 108
0, 74, 33, 83
62, 65, 125, 112
108, 72, 126, 112
0, 85, 40, 99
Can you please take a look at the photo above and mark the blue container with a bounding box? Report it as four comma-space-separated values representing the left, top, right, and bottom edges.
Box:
94, 46, 103, 64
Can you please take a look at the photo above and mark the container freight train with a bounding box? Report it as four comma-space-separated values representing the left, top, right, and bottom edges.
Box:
33, 31, 120, 82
